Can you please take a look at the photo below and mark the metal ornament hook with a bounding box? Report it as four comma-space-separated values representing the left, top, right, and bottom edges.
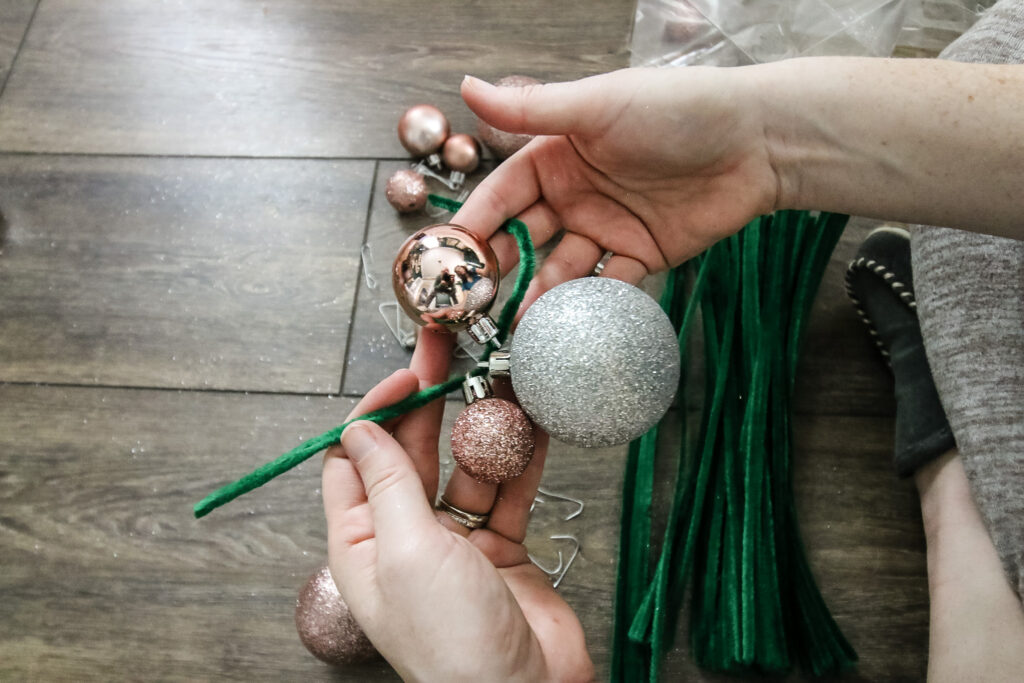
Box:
360, 243, 378, 290
412, 160, 458, 191
528, 550, 564, 578
535, 487, 585, 521
378, 301, 417, 349
550, 535, 581, 589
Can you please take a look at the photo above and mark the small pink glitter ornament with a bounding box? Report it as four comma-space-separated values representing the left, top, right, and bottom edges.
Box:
476, 75, 540, 159
451, 376, 534, 484
295, 566, 379, 665
385, 169, 428, 213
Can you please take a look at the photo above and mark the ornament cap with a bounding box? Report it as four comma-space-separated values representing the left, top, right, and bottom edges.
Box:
467, 316, 499, 344
462, 375, 493, 404
481, 349, 511, 378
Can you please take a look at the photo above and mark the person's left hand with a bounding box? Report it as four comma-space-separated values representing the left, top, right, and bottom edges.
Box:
322, 328, 594, 682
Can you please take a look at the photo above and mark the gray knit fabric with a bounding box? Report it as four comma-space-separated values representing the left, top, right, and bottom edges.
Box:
910, 0, 1024, 600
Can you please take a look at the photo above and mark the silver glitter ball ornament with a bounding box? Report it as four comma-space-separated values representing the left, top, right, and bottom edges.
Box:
510, 278, 679, 447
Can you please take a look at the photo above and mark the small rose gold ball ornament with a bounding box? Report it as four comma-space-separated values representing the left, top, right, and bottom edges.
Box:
295, 566, 379, 665
476, 75, 540, 159
452, 376, 535, 484
385, 169, 428, 213
398, 104, 450, 162
392, 223, 500, 344
442, 133, 481, 174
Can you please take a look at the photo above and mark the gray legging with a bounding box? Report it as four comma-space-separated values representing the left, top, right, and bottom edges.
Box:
911, 0, 1024, 601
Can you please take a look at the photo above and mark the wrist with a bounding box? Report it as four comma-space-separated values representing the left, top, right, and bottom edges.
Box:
739, 59, 815, 213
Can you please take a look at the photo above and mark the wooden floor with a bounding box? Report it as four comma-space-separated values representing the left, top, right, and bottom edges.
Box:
0, 2, 930, 681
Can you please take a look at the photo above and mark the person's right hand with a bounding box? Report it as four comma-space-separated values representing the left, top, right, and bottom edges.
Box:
453, 67, 778, 309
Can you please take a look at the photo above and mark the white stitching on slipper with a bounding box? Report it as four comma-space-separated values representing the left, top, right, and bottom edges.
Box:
844, 248, 918, 372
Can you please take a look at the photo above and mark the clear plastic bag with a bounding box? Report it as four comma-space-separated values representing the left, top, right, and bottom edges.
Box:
630, 0, 991, 67
896, 0, 992, 55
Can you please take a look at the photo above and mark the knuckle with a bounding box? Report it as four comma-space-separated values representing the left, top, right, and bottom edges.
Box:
478, 182, 509, 221
363, 460, 406, 502
514, 84, 546, 129
331, 505, 373, 547
540, 253, 576, 286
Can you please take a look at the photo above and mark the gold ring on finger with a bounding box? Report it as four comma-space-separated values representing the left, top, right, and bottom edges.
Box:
435, 495, 490, 530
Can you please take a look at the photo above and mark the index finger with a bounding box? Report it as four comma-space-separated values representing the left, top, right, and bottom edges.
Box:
393, 327, 454, 501
486, 428, 549, 544
451, 143, 543, 240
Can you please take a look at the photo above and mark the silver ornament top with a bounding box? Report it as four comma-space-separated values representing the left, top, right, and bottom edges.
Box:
510, 277, 680, 447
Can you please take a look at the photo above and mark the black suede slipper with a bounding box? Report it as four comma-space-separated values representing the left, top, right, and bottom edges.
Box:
845, 227, 956, 477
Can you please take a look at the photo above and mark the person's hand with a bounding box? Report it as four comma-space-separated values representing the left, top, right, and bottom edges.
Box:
453, 67, 777, 310
322, 328, 594, 682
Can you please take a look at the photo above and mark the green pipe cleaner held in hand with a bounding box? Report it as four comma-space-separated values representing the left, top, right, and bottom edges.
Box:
193, 195, 534, 518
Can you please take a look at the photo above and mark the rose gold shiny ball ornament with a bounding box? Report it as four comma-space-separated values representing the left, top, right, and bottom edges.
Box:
452, 376, 535, 484
442, 133, 482, 189
295, 566, 379, 665
442, 134, 481, 173
398, 104, 450, 167
385, 169, 428, 213
476, 75, 540, 159
392, 224, 500, 344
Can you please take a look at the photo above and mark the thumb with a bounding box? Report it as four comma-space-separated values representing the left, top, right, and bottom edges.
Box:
461, 74, 602, 136
340, 421, 436, 542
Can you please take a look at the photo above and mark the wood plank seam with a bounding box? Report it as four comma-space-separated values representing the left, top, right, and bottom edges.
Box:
0, 0, 40, 104
0, 149, 422, 162
336, 160, 381, 394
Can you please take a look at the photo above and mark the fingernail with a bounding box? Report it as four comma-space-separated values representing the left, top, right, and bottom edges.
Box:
341, 422, 377, 463
462, 75, 486, 88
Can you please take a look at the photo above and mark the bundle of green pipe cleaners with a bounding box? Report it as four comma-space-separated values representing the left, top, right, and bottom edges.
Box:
612, 210, 857, 679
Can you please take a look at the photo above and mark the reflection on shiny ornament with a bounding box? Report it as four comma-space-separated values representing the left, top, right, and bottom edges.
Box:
463, 277, 496, 312
392, 224, 500, 344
